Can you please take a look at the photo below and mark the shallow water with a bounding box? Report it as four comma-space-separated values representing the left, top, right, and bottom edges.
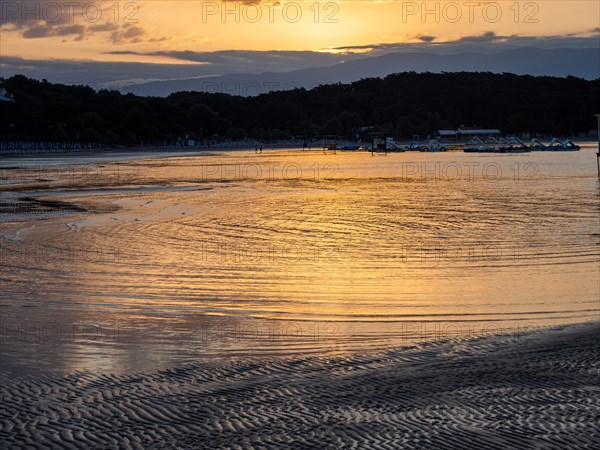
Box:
1, 145, 599, 375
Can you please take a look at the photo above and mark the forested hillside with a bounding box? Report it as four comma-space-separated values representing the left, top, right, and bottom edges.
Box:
1, 72, 598, 145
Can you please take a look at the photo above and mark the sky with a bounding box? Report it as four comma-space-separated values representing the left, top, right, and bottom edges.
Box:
1, 1, 599, 87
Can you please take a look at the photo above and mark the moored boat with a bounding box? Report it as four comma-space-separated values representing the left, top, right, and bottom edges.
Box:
546, 138, 581, 151
529, 138, 547, 151
463, 137, 491, 152
464, 136, 531, 153
504, 136, 531, 153
420, 139, 447, 152
339, 143, 360, 151
400, 141, 422, 151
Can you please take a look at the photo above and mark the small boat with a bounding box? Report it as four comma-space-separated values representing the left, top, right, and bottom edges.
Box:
561, 140, 581, 151
528, 138, 547, 151
400, 141, 421, 151
464, 137, 507, 152
504, 136, 531, 153
378, 138, 405, 152
463, 137, 492, 152
339, 143, 360, 151
420, 139, 447, 152
463, 137, 529, 153
387, 144, 406, 152
546, 138, 581, 151
484, 137, 504, 152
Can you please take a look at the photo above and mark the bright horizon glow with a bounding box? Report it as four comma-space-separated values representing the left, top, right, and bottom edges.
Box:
1, 1, 599, 63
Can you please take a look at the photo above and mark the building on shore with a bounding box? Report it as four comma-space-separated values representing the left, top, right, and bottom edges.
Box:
0, 87, 15, 102
436, 130, 457, 139
437, 127, 501, 140
457, 126, 501, 139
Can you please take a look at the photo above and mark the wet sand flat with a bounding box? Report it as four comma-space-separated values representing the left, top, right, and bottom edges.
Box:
1, 323, 598, 449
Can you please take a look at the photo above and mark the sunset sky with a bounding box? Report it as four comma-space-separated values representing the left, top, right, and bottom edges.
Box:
1, 1, 599, 86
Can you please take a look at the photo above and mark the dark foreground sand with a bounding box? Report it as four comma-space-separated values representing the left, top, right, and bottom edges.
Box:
1, 322, 598, 449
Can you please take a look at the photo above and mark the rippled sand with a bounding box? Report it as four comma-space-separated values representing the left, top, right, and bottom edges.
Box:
1, 323, 598, 449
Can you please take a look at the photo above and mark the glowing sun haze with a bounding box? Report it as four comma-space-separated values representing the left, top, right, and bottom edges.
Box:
1, 1, 598, 58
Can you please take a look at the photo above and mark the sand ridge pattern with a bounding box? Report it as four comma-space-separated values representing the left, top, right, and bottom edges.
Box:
1, 323, 598, 449
0, 196, 87, 223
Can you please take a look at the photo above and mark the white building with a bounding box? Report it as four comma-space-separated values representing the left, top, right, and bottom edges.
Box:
457, 127, 501, 138
0, 88, 15, 102
437, 128, 502, 139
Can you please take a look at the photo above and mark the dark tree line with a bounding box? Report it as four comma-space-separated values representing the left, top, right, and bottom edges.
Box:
1, 72, 598, 145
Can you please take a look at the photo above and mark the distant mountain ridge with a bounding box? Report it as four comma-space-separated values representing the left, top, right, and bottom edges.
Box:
126, 48, 600, 97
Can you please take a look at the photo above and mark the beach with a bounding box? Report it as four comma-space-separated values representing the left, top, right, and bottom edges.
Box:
1, 322, 598, 448
3, 2, 599, 446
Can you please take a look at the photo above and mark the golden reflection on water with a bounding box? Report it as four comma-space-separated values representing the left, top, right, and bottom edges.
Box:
1, 147, 598, 374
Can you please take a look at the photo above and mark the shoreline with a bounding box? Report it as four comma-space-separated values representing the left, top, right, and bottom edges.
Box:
1, 320, 596, 377
1, 322, 598, 448
1, 136, 598, 159
0, 143, 303, 159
